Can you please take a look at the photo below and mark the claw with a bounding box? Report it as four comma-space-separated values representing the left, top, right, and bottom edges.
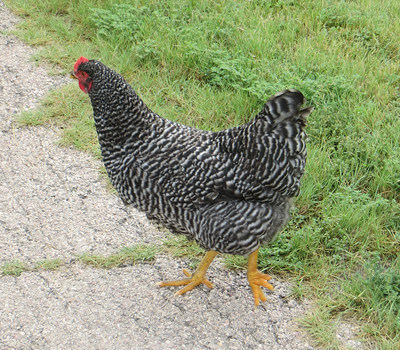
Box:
248, 271, 274, 306
157, 268, 214, 295
157, 251, 218, 296
174, 270, 214, 295
182, 268, 191, 277
247, 249, 274, 307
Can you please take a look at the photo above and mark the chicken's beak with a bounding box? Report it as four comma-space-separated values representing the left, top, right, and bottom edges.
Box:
70, 72, 78, 79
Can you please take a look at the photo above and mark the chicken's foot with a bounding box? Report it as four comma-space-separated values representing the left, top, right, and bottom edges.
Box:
157, 250, 218, 295
247, 249, 274, 306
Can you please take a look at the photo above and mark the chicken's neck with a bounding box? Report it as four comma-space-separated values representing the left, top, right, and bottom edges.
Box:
88, 81, 159, 180
90, 82, 157, 141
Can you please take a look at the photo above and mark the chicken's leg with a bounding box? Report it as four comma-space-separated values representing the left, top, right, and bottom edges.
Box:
157, 250, 218, 295
247, 248, 274, 306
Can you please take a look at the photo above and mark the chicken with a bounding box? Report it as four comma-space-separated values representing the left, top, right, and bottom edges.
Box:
72, 57, 313, 306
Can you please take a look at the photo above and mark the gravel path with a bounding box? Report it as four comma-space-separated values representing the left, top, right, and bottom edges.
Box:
0, 2, 340, 349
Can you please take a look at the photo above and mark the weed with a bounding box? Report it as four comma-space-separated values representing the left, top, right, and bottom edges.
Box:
342, 260, 400, 345
34, 258, 64, 271
299, 308, 340, 349
1, 261, 28, 277
223, 255, 247, 270
162, 234, 204, 259
18, 84, 99, 157
78, 244, 158, 269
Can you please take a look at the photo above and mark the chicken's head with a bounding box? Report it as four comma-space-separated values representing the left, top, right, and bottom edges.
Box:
71, 57, 93, 93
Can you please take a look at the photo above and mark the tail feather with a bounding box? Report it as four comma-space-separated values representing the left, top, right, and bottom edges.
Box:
267, 89, 305, 118
256, 89, 312, 198
257, 89, 313, 128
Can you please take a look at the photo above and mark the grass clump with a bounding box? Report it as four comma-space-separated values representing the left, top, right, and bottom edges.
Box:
223, 255, 247, 270
1, 261, 28, 277
4, 0, 400, 347
34, 258, 64, 271
18, 84, 100, 157
78, 244, 158, 269
1, 245, 160, 277
162, 234, 204, 258
342, 260, 400, 345
162, 235, 206, 269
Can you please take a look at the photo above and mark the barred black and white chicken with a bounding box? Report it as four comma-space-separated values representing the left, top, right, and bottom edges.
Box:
72, 57, 313, 306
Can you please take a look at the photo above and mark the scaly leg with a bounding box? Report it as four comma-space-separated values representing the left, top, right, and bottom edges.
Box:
247, 249, 274, 306
157, 251, 218, 295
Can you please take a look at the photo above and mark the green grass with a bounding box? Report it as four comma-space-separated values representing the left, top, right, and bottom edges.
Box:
341, 259, 400, 347
1, 259, 63, 276
18, 84, 100, 156
162, 234, 206, 269
163, 234, 205, 258
1, 244, 159, 277
34, 258, 64, 271
4, 0, 400, 347
1, 261, 28, 276
77, 244, 158, 268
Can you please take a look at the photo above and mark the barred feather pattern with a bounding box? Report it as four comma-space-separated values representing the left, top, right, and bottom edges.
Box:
77, 60, 312, 255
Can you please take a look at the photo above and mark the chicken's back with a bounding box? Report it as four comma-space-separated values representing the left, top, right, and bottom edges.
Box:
115, 90, 312, 255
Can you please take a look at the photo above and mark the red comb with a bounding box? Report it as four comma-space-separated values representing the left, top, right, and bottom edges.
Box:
74, 57, 89, 71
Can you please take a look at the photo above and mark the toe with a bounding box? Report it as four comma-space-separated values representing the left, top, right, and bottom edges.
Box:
248, 270, 274, 306
251, 285, 267, 306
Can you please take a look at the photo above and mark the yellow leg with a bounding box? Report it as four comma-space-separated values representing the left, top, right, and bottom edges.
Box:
247, 249, 274, 306
157, 251, 218, 295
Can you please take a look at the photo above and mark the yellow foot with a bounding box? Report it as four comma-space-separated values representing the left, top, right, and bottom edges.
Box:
157, 251, 218, 296
247, 249, 274, 307
157, 268, 214, 295
247, 270, 274, 306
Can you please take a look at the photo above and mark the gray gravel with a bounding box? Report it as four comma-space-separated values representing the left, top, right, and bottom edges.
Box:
0, 2, 365, 349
